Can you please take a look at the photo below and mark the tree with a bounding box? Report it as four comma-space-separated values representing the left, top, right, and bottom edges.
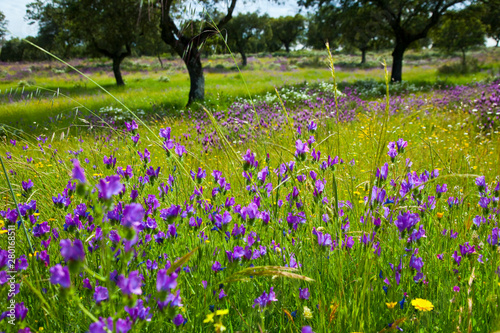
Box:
0, 11, 7, 41
27, 0, 150, 86
269, 14, 306, 53
480, 0, 500, 47
300, 0, 469, 81
305, 8, 341, 50
225, 12, 269, 66
339, 2, 391, 64
432, 9, 485, 67
158, 0, 239, 105
26, 0, 79, 58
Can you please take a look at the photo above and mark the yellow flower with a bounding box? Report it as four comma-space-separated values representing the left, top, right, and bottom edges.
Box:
203, 313, 215, 323
303, 306, 313, 319
436, 212, 444, 219
411, 298, 434, 312
216, 309, 229, 316
214, 322, 226, 332
386, 302, 397, 309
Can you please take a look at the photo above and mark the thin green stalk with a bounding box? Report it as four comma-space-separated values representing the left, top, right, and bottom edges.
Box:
0, 155, 35, 253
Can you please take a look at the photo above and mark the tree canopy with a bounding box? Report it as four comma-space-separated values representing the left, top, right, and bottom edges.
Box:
224, 12, 270, 66
0, 11, 7, 41
269, 14, 306, 53
432, 7, 485, 67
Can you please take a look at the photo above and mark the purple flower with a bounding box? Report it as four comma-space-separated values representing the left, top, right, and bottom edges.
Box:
243, 149, 258, 169
15, 255, 28, 270
396, 138, 407, 152
299, 288, 310, 300
125, 299, 152, 322
156, 269, 178, 292
14, 302, 28, 321
175, 143, 186, 157
121, 203, 145, 229
487, 227, 499, 246
60, 239, 85, 262
479, 197, 490, 209
395, 212, 420, 234
49, 264, 71, 288
33, 221, 50, 238
452, 251, 462, 266
376, 163, 388, 181
253, 286, 278, 308
173, 314, 184, 326
409, 254, 424, 272
453, 286, 460, 292
103, 155, 116, 168
475, 176, 487, 192
117, 271, 143, 295
302, 327, 314, 333
97, 176, 123, 200
73, 158, 87, 184
436, 184, 447, 194
137, 148, 151, 163
308, 121, 317, 131
159, 127, 171, 140
22, 179, 34, 192
94, 286, 109, 303
312, 228, 332, 247
295, 139, 309, 159
125, 120, 138, 132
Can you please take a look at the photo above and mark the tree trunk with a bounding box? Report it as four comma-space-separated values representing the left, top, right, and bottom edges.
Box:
461, 49, 466, 70
284, 43, 290, 53
184, 54, 204, 106
361, 49, 366, 64
391, 42, 407, 82
241, 51, 247, 67
157, 53, 164, 69
112, 56, 125, 86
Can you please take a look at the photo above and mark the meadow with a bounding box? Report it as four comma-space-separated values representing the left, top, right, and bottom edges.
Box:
0, 47, 499, 333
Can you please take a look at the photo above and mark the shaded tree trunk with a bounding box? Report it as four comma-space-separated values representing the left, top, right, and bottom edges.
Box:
461, 48, 466, 70
159, 0, 237, 107
360, 48, 367, 64
112, 56, 125, 86
284, 42, 290, 53
240, 50, 247, 67
184, 54, 204, 105
157, 53, 163, 68
391, 42, 408, 82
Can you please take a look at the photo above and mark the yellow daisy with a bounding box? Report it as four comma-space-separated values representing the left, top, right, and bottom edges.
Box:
411, 298, 434, 312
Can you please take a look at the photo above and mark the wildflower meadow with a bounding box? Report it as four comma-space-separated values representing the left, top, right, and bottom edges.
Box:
0, 43, 500, 333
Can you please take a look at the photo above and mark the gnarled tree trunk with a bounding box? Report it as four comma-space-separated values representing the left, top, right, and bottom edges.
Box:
184, 54, 204, 105
112, 56, 125, 86
391, 42, 408, 82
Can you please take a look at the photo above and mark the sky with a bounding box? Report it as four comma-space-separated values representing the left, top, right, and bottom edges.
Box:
1, 0, 496, 46
0, 0, 303, 39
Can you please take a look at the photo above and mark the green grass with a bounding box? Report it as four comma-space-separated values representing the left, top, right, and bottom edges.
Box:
1, 47, 499, 132
0, 47, 499, 332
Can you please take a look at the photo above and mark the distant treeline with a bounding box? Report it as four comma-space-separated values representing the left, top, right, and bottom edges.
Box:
0, 1, 499, 104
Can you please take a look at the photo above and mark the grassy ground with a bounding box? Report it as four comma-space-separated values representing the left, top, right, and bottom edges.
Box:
1, 47, 499, 132
0, 47, 499, 332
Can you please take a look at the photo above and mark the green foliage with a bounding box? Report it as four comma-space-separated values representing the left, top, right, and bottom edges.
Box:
338, 2, 391, 63
432, 9, 486, 67
479, 0, 500, 47
224, 12, 270, 65
269, 14, 306, 53
305, 8, 341, 50
0, 10, 7, 40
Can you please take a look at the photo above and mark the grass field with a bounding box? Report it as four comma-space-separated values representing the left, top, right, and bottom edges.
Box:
0, 48, 499, 332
